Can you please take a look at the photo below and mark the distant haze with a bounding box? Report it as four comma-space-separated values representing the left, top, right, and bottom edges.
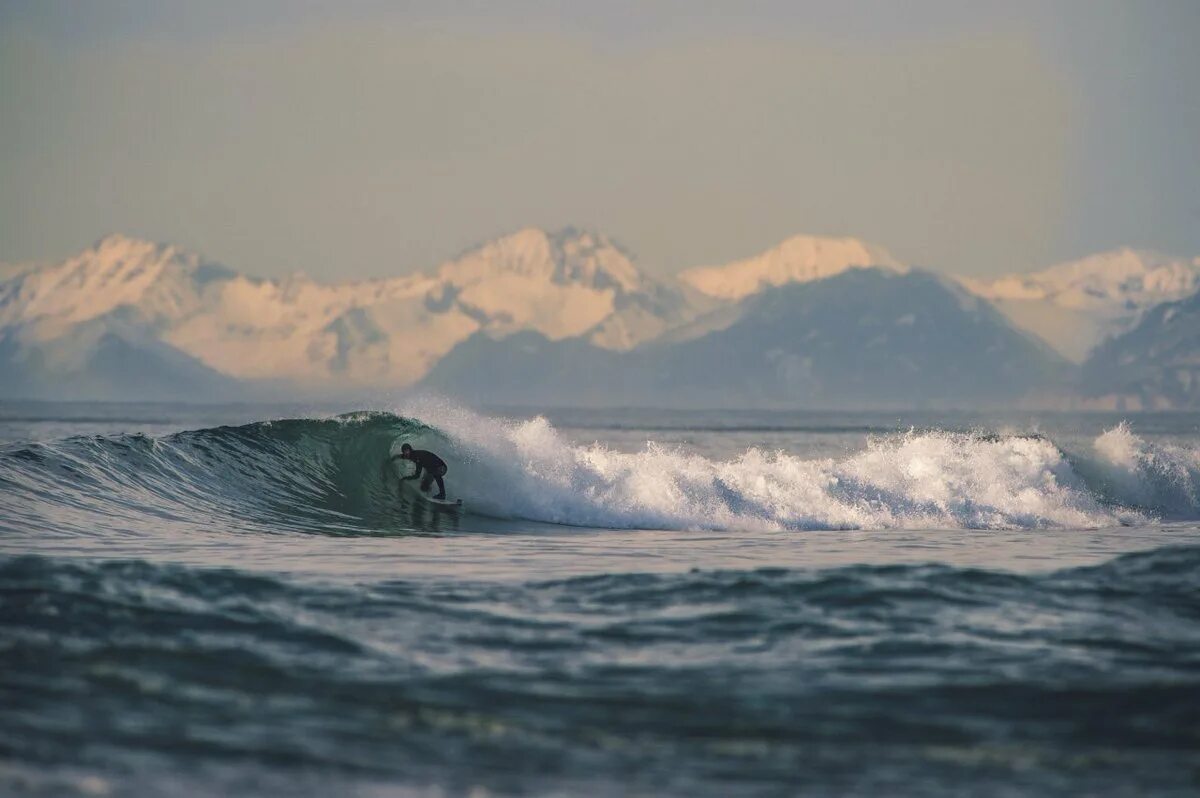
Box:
1, 1, 1197, 280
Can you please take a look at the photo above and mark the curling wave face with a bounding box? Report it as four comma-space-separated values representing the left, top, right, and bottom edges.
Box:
0, 412, 422, 541
3, 410, 1200, 541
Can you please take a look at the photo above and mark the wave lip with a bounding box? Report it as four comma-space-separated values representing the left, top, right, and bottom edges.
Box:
427, 411, 1154, 530
1076, 422, 1200, 519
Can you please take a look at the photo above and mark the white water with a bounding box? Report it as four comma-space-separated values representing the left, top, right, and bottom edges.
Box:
396, 403, 1200, 532
1085, 422, 1200, 516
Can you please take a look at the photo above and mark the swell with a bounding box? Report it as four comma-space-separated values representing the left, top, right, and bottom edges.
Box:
2, 410, 1200, 537
3, 548, 1199, 790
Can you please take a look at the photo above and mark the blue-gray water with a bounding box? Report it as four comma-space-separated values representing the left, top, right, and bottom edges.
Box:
2, 401, 1199, 796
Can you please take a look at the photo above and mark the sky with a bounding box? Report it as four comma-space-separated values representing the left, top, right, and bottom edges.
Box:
1, 0, 1197, 281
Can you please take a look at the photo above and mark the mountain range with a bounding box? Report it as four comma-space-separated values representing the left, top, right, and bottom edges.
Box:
424, 269, 1066, 408
961, 248, 1200, 362
2, 229, 1197, 408
1080, 290, 1200, 409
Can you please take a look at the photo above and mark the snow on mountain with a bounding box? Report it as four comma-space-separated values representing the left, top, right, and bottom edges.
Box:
678, 235, 905, 301
0, 309, 240, 401
0, 260, 39, 281
5, 228, 1192, 404
160, 269, 443, 382
423, 268, 1068, 408
1080, 290, 1200, 409
0, 234, 225, 334
0, 233, 445, 385
0, 228, 693, 396
961, 248, 1200, 362
430, 227, 684, 346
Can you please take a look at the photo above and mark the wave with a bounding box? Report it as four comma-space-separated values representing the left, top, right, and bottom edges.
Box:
416, 408, 1193, 530
1073, 422, 1200, 518
0, 412, 422, 540
2, 408, 1199, 537
3, 546, 1200, 796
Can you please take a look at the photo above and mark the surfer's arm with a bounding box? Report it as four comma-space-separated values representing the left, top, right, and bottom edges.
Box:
388, 454, 419, 480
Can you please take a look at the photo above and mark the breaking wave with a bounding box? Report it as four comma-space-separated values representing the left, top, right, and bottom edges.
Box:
3, 409, 1199, 538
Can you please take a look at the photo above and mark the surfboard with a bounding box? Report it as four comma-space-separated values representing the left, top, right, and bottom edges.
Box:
390, 458, 463, 509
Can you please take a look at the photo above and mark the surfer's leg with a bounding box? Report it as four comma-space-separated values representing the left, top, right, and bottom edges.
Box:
432, 474, 445, 500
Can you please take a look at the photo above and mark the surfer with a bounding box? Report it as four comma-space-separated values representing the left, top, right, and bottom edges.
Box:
392, 444, 448, 500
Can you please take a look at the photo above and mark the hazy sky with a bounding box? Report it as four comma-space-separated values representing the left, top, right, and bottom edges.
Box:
1, 1, 1197, 280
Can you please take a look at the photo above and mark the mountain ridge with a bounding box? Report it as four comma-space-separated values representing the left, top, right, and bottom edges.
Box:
3, 229, 1196, 406
678, 234, 905, 301
960, 247, 1200, 362
422, 267, 1070, 409
0, 228, 694, 395
1080, 290, 1200, 409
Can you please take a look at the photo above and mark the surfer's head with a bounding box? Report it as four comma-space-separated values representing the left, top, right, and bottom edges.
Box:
400, 443, 413, 458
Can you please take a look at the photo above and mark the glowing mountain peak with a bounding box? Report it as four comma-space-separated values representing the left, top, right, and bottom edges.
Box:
679, 234, 905, 301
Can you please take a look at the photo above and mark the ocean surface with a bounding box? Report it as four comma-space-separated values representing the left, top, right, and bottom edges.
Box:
2, 400, 1199, 796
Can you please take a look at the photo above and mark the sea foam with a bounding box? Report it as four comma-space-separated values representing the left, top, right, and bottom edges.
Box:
401, 404, 1162, 531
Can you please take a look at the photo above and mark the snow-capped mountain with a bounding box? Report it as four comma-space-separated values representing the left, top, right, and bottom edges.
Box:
0, 234, 230, 333
1081, 290, 1200, 409
423, 268, 1068, 408
0, 233, 440, 390
3, 228, 1194, 405
0, 310, 240, 401
427, 227, 699, 349
0, 229, 695, 398
961, 248, 1200, 362
0, 261, 38, 281
678, 234, 905, 301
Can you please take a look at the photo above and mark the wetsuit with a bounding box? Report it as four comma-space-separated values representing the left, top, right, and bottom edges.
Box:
399, 449, 448, 499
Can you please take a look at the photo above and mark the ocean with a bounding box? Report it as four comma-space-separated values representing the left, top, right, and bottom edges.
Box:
2, 400, 1199, 796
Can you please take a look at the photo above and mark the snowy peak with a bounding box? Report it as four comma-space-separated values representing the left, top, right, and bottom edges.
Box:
0, 234, 234, 333
12, 228, 1197, 404
422, 267, 1065, 408
679, 234, 906, 301
437, 227, 643, 294
1081, 289, 1200, 409
60, 233, 230, 290
0, 227, 690, 393
964, 248, 1200, 309
432, 227, 664, 341
960, 247, 1200, 362
548, 227, 644, 294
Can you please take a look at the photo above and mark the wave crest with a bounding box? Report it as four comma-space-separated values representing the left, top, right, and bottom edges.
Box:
1076, 422, 1200, 518
430, 413, 1140, 530
4, 408, 1198, 536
